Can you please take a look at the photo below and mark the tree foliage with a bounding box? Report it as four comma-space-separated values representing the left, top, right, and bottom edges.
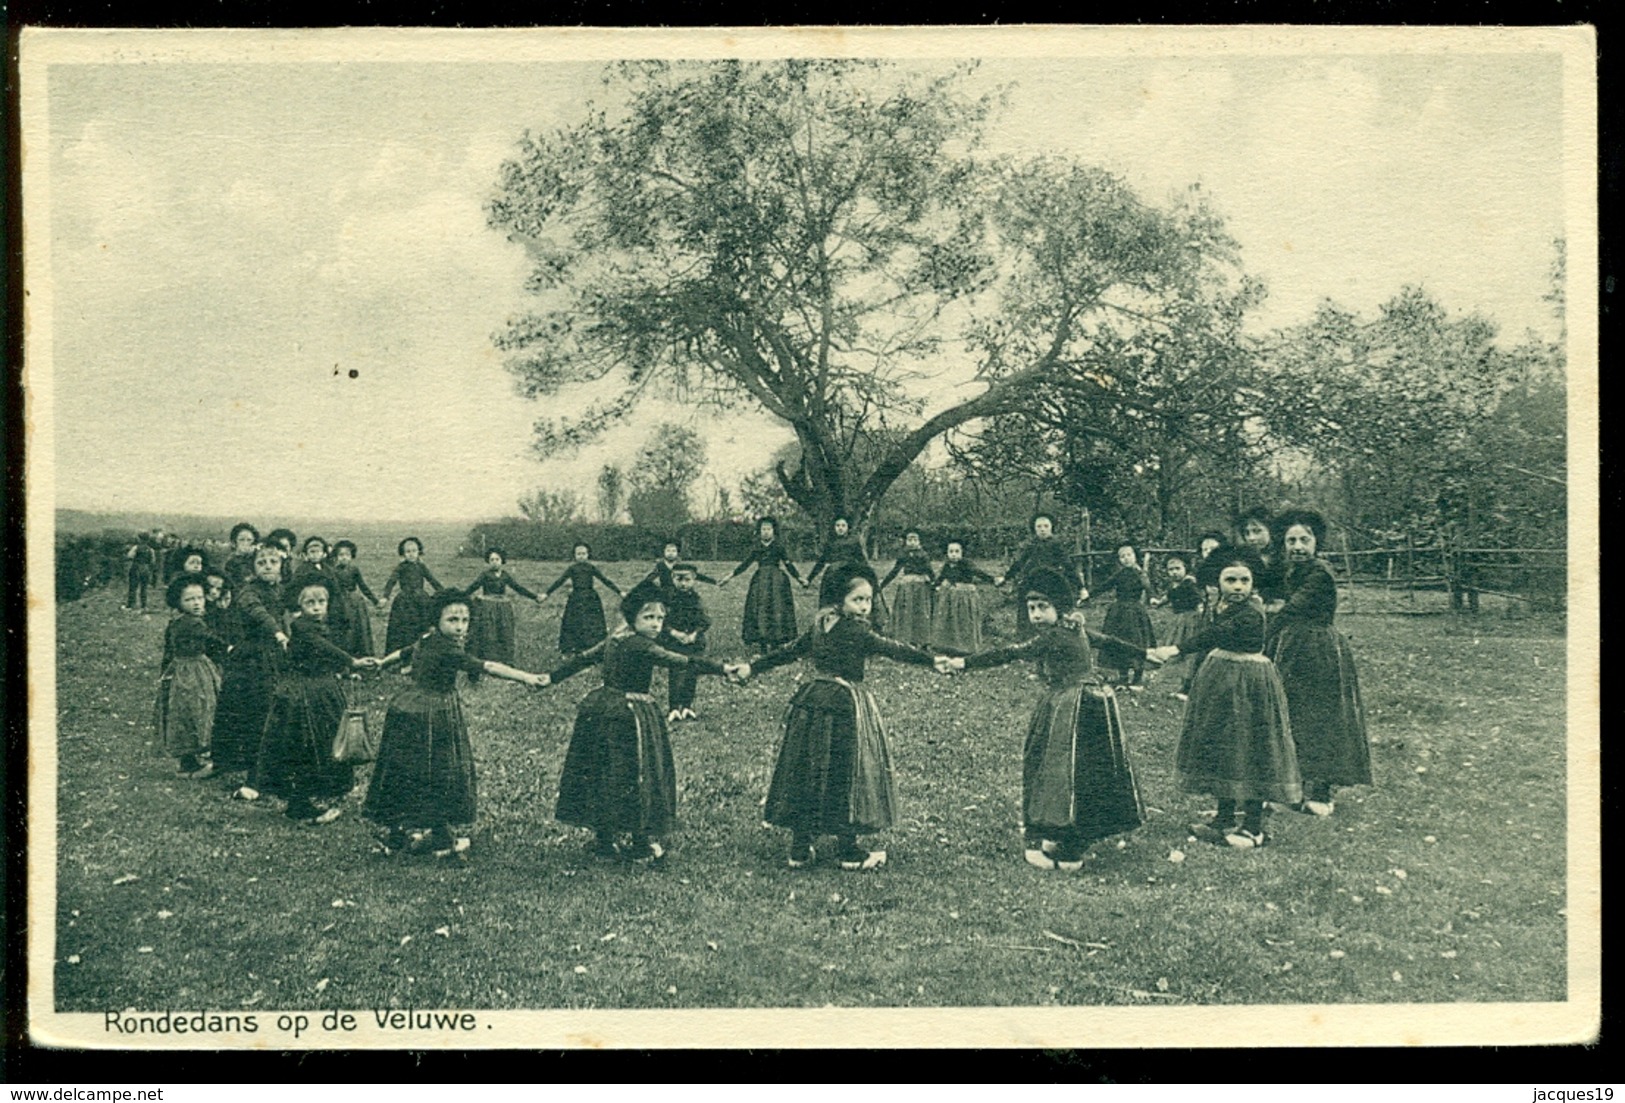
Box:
489, 60, 1241, 537
516, 486, 584, 524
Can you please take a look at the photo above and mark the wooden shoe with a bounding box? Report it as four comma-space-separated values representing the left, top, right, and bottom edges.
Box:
839, 848, 886, 871
1224, 828, 1267, 850
1023, 848, 1058, 870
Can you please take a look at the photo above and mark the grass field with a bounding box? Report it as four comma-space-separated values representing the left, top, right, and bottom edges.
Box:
48, 556, 1569, 1012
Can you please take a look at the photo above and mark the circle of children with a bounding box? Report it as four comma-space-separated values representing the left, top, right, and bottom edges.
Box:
143, 505, 1368, 872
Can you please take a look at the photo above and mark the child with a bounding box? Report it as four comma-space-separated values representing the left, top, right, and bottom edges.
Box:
999, 513, 1087, 638
546, 581, 733, 863
659, 563, 712, 722
202, 570, 236, 653
329, 540, 380, 657
250, 576, 370, 823
213, 544, 289, 787
879, 529, 935, 647
1152, 555, 1203, 690
265, 528, 299, 585
175, 545, 209, 578
542, 543, 622, 658
1267, 509, 1371, 817
718, 517, 803, 650
1235, 508, 1286, 609
643, 540, 717, 602
382, 537, 444, 655
1099, 543, 1157, 688
930, 540, 996, 655
291, 537, 350, 650
223, 523, 260, 588
466, 547, 542, 665
1149, 547, 1301, 849
737, 563, 940, 871
945, 568, 1148, 870
154, 576, 226, 778
366, 589, 548, 856
124, 534, 156, 611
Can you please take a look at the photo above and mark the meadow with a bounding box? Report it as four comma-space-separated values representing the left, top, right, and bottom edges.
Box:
48, 556, 1568, 1013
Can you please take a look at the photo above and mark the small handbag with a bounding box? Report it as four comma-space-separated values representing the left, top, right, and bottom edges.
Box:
332, 681, 378, 764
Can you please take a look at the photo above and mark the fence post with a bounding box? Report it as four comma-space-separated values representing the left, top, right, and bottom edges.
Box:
1406, 535, 1416, 608
1340, 531, 1357, 613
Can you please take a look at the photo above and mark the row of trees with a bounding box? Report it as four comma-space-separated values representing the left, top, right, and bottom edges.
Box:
489, 60, 1567, 555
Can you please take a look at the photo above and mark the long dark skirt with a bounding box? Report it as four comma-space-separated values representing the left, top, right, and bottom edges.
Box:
341, 590, 375, 657
556, 689, 676, 835
1269, 624, 1372, 788
930, 583, 983, 655
212, 643, 281, 773
386, 591, 433, 655
1162, 609, 1204, 649
559, 589, 608, 655
153, 656, 221, 759
469, 596, 517, 665
887, 576, 934, 647
363, 683, 477, 829
1024, 683, 1144, 843
1175, 650, 1301, 804
742, 568, 798, 649
765, 677, 897, 836
1100, 599, 1156, 675
251, 673, 355, 803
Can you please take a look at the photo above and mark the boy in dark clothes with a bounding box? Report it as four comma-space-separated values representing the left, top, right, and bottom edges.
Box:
659, 564, 712, 722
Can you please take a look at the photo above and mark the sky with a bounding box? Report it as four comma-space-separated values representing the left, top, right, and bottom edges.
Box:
34, 36, 1571, 523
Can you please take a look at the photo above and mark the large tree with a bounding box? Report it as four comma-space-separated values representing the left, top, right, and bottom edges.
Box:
489, 60, 1241, 537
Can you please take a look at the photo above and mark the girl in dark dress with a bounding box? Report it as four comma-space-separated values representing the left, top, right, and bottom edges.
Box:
999, 513, 1088, 638
1150, 547, 1301, 850
946, 568, 1149, 870
366, 589, 547, 857
223, 523, 260, 589
154, 576, 226, 779
1152, 554, 1204, 666
383, 537, 443, 655
739, 563, 941, 871
265, 529, 299, 586
879, 529, 935, 647
807, 517, 886, 630
1180, 531, 1232, 700
545, 582, 733, 863
1235, 507, 1287, 609
719, 517, 803, 650
930, 540, 997, 655
542, 543, 622, 657
202, 570, 237, 656
329, 540, 380, 657
214, 545, 288, 789
466, 547, 542, 665
1099, 543, 1157, 688
290, 537, 350, 651
251, 576, 370, 823
1267, 510, 1371, 817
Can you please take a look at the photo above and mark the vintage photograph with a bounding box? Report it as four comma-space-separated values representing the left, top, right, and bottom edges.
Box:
21, 26, 1597, 1048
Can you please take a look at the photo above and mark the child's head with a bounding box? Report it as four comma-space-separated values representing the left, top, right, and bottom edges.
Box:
1234, 508, 1274, 552
1209, 547, 1264, 603
266, 528, 297, 556
832, 517, 850, 537
332, 540, 357, 564
397, 537, 423, 560
1023, 567, 1076, 627
757, 516, 778, 542
203, 572, 228, 605
662, 541, 680, 563
1276, 509, 1327, 562
1196, 531, 1227, 559
904, 529, 922, 550
1030, 512, 1056, 539
946, 540, 965, 562
429, 590, 473, 643
230, 523, 259, 554
573, 543, 590, 562
486, 548, 507, 567
819, 562, 878, 617
302, 537, 327, 563
178, 546, 208, 575
671, 564, 699, 592
1166, 555, 1188, 581
253, 545, 284, 582
620, 582, 667, 638
166, 576, 206, 617
1116, 543, 1137, 567
296, 580, 332, 621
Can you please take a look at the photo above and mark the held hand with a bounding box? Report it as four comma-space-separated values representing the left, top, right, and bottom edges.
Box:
1078, 588, 1090, 604
530, 673, 551, 688
932, 655, 955, 675
276, 633, 290, 650
949, 656, 966, 673
993, 575, 1005, 588
538, 593, 551, 604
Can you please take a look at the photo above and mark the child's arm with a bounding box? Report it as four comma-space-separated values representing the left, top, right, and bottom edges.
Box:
694, 569, 720, 585
479, 660, 548, 687
719, 547, 759, 585
958, 635, 1043, 672
1274, 561, 1336, 623
293, 618, 369, 671
779, 547, 805, 584
421, 565, 444, 592
858, 622, 938, 668
541, 568, 571, 599
878, 559, 904, 589
354, 568, 379, 605
382, 564, 402, 600
636, 636, 728, 677
739, 629, 814, 679
590, 564, 623, 596
546, 637, 610, 685
508, 575, 541, 602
